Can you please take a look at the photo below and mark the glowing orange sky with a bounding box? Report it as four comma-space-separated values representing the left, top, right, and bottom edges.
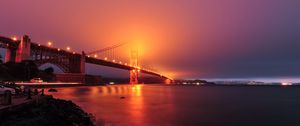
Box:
1, 0, 300, 79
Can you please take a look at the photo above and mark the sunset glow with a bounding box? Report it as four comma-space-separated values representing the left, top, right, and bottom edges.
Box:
0, 0, 300, 79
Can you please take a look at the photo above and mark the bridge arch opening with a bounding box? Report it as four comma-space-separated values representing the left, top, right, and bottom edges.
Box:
38, 63, 64, 74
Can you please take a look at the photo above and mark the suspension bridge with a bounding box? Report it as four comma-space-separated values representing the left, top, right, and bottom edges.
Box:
0, 35, 172, 84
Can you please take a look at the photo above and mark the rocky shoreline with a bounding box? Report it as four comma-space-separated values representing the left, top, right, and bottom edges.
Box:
0, 96, 101, 126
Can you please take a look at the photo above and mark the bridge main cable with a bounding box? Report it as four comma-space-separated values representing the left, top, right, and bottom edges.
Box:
86, 42, 128, 55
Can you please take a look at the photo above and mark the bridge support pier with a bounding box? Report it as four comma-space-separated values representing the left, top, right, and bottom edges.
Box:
16, 35, 31, 62
4, 35, 31, 63
130, 69, 139, 84
80, 51, 86, 74
67, 52, 85, 73
5, 49, 16, 62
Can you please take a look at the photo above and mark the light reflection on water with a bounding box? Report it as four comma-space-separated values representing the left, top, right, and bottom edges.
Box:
47, 85, 300, 126
47, 84, 175, 126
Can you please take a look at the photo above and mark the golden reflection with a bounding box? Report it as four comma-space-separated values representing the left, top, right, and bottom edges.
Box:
91, 87, 99, 96
117, 86, 123, 94
101, 86, 108, 96
131, 85, 142, 96
128, 84, 144, 124
98, 85, 136, 95
110, 86, 116, 94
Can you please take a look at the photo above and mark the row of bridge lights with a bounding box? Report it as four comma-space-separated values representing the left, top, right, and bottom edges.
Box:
11, 36, 72, 52
47, 41, 71, 51
47, 42, 160, 75
10, 36, 164, 77
10, 37, 161, 73
11, 36, 80, 57
86, 55, 155, 73
46, 41, 75, 54
88, 55, 129, 65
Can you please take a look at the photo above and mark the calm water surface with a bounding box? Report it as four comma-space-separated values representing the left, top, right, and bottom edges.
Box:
47, 84, 300, 126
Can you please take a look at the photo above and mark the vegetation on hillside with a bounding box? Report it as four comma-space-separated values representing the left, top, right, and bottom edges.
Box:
0, 55, 55, 82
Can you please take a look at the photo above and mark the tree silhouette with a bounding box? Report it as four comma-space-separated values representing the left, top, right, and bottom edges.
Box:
4, 60, 39, 81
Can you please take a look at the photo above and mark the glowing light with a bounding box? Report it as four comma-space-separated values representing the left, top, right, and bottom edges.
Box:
165, 79, 172, 84
131, 85, 142, 96
11, 36, 17, 41
38, 44, 41, 46
119, 61, 122, 64
132, 86, 136, 90
281, 82, 292, 86
47, 41, 53, 47
73, 52, 76, 54
112, 59, 116, 62
66, 46, 71, 51
94, 54, 98, 58
57, 48, 61, 51
125, 63, 128, 65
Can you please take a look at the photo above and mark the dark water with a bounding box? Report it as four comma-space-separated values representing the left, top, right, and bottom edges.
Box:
47, 85, 300, 126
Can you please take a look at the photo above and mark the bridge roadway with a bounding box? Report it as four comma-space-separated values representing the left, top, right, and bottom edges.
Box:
0, 36, 170, 79
0, 36, 19, 49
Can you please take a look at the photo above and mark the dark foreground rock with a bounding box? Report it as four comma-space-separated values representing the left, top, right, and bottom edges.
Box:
0, 96, 99, 126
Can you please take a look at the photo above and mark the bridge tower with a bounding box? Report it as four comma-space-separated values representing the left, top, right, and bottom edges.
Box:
4, 35, 31, 63
130, 47, 139, 84
15, 35, 31, 62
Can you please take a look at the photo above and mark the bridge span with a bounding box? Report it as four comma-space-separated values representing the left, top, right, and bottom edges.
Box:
0, 35, 171, 84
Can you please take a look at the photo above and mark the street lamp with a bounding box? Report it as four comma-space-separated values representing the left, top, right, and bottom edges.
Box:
66, 46, 71, 51
11, 36, 17, 41
47, 41, 53, 47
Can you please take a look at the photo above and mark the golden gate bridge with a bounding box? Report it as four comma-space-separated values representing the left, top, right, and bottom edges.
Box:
0, 35, 172, 84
